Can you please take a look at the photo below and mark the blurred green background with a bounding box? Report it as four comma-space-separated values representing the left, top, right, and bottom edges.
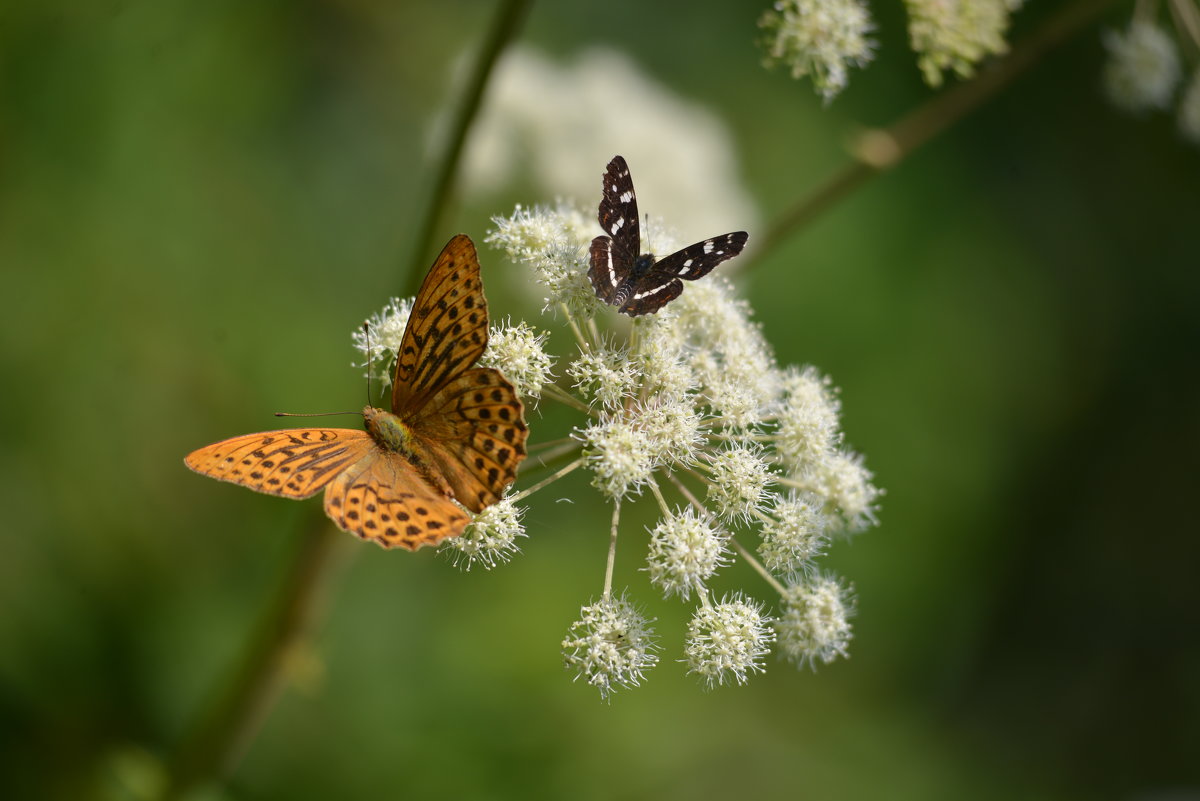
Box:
2, 1, 1197, 799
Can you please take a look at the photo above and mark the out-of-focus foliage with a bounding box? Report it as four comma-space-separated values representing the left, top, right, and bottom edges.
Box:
1, 1, 1196, 800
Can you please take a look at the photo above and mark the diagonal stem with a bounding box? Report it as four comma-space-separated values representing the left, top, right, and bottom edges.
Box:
163, 515, 349, 799
406, 0, 534, 292
744, 0, 1121, 270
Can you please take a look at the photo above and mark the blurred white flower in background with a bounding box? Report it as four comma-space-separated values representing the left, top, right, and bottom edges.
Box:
1102, 20, 1182, 114
460, 46, 760, 240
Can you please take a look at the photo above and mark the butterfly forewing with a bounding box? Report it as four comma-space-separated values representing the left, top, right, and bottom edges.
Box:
652, 231, 749, 281
323, 452, 470, 549
391, 234, 489, 416
411, 367, 528, 513
185, 429, 373, 499
597, 154, 640, 264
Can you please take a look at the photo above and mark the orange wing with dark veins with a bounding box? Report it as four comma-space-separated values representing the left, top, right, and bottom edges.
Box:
323, 449, 470, 550
391, 234, 490, 417
184, 429, 373, 498
410, 367, 528, 513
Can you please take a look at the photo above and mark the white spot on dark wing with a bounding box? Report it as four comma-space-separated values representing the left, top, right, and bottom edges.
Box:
619, 191, 634, 204
633, 283, 669, 299
611, 218, 625, 235
683, 259, 693, 267
607, 252, 617, 286
703, 241, 714, 254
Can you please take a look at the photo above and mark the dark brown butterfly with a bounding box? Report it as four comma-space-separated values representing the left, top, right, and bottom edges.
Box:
588, 155, 748, 316
185, 234, 528, 550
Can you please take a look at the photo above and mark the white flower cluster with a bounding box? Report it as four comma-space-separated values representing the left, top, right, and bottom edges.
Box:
562, 594, 660, 700
1103, 20, 1182, 113
756, 0, 1031, 98
439, 497, 525, 570
486, 201, 604, 318
776, 575, 854, 668
905, 0, 1023, 87
478, 319, 555, 402
758, 0, 877, 102
1100, 15, 1200, 148
685, 594, 776, 688
645, 508, 730, 599
353, 296, 413, 388
464, 47, 760, 235
487, 202, 880, 697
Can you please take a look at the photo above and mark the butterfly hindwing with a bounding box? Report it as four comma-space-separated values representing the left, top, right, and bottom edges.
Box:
587, 235, 620, 304
410, 368, 528, 513
391, 234, 489, 417
185, 429, 373, 499
323, 451, 470, 550
614, 276, 684, 317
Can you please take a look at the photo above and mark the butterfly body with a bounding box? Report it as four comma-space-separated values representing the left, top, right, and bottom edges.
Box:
609, 253, 659, 308
185, 234, 527, 551
362, 405, 417, 457
588, 155, 748, 316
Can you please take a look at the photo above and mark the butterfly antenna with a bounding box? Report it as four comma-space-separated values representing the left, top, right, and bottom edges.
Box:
272, 323, 375, 420
363, 322, 375, 407
274, 411, 361, 418
644, 212, 652, 253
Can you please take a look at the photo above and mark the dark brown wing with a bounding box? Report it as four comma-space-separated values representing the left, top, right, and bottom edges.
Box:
391, 234, 489, 416
618, 278, 684, 317
597, 155, 640, 265
651, 231, 748, 281
588, 235, 620, 304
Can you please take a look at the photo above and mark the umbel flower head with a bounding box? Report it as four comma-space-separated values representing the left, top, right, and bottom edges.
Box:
905, 0, 1024, 87
353, 200, 882, 696
481, 198, 881, 698
685, 593, 776, 688
1102, 20, 1182, 114
776, 574, 855, 668
562, 593, 660, 700
758, 0, 877, 102
645, 508, 730, 599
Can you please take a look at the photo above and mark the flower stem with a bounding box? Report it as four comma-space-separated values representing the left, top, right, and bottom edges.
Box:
648, 479, 671, 515
406, 0, 533, 292
559, 302, 594, 353
745, 0, 1121, 269
665, 471, 708, 517
163, 515, 349, 798
510, 455, 585, 502
543, 382, 597, 415
729, 535, 788, 597
603, 499, 621, 599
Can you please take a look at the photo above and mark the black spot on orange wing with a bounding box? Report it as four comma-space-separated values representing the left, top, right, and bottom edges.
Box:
321, 451, 470, 550
409, 367, 529, 513
390, 235, 490, 417
185, 429, 372, 499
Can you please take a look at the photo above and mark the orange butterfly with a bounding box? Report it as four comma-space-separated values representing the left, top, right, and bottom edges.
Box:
185, 234, 528, 550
